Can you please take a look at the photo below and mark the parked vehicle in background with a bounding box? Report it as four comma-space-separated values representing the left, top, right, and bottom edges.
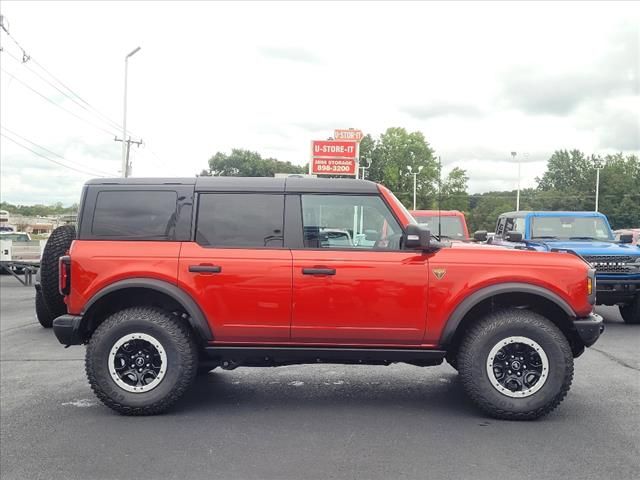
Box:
614, 229, 640, 246
46, 177, 603, 419
491, 211, 640, 324
0, 232, 45, 276
411, 210, 469, 240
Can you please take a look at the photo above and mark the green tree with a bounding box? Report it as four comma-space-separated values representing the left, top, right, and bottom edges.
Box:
203, 149, 306, 177
441, 167, 469, 211
366, 127, 438, 209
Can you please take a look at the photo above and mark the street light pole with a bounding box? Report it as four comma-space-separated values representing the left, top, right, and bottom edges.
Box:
122, 46, 141, 177
512, 151, 519, 211
594, 159, 604, 212
407, 165, 424, 210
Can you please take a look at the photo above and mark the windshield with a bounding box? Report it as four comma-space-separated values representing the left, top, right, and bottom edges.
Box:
0, 233, 30, 242
531, 216, 613, 241
415, 216, 466, 239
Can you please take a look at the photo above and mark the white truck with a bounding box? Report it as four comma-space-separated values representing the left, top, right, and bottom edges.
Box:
0, 232, 46, 285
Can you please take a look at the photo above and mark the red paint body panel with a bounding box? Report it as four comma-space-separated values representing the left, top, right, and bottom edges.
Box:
421, 247, 592, 344
178, 243, 292, 343
66, 240, 181, 315
291, 250, 429, 344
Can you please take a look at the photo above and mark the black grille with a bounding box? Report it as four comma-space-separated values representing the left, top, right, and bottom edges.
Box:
583, 255, 637, 274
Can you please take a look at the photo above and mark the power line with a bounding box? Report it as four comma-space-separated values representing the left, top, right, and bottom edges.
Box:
1, 68, 120, 137
1, 126, 118, 177
0, 21, 138, 137
2, 49, 124, 134
1, 133, 114, 178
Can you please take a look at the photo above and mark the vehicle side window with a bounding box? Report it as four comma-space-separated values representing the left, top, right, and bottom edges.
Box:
504, 217, 525, 234
301, 195, 402, 250
196, 194, 284, 248
92, 190, 178, 239
496, 217, 506, 236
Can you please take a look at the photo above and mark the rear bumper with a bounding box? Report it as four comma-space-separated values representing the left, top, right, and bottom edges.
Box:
52, 315, 84, 346
574, 313, 604, 348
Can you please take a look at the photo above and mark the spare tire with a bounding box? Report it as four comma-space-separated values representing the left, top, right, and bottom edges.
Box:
35, 289, 55, 328
40, 225, 76, 319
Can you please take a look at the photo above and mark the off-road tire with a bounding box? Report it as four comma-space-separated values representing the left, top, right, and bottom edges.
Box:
35, 289, 55, 328
40, 225, 76, 317
620, 298, 640, 324
458, 308, 573, 420
85, 306, 198, 415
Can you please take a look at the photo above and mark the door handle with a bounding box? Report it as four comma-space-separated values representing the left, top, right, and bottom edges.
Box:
189, 265, 222, 273
302, 268, 336, 276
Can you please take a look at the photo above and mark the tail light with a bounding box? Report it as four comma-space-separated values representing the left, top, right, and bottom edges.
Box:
59, 255, 71, 295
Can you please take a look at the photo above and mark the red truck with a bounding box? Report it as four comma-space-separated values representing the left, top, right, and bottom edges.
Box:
45, 177, 602, 419
411, 210, 470, 240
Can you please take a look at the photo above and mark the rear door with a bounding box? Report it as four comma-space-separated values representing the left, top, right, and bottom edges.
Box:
289, 193, 429, 345
178, 193, 292, 343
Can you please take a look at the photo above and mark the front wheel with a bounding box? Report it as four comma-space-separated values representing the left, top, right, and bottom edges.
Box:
85, 306, 198, 415
458, 309, 573, 420
620, 298, 640, 324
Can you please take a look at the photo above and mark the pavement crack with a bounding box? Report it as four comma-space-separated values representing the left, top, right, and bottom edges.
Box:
589, 347, 639, 372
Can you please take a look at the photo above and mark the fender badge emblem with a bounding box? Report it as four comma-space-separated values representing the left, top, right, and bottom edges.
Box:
433, 268, 446, 280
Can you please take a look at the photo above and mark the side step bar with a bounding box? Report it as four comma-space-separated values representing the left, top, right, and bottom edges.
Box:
202, 346, 446, 369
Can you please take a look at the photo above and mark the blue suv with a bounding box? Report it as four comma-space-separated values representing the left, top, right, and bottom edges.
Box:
490, 211, 640, 324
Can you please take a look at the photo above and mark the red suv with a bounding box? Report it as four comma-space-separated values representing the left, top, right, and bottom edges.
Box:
50, 177, 603, 419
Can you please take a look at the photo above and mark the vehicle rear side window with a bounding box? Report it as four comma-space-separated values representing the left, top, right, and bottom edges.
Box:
196, 194, 284, 248
92, 191, 178, 239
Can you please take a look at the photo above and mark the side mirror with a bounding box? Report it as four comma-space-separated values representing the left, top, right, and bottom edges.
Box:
506, 231, 523, 242
473, 230, 488, 242
619, 233, 633, 244
404, 224, 432, 251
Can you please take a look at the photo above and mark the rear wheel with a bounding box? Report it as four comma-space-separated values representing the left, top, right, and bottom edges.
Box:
620, 298, 640, 324
40, 225, 76, 318
35, 289, 55, 328
85, 306, 198, 415
458, 308, 573, 420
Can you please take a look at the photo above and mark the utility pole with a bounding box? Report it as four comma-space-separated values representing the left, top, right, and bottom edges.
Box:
121, 46, 141, 177
114, 137, 143, 177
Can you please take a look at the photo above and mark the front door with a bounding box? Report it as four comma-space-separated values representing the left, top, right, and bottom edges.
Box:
178, 193, 292, 343
291, 194, 429, 345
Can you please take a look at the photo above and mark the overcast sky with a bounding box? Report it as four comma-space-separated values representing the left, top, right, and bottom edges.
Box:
1, 1, 638, 205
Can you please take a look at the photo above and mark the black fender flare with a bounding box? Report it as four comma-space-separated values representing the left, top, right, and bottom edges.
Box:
439, 282, 576, 346
82, 278, 212, 341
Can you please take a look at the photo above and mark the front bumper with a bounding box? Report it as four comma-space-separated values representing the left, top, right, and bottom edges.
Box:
52, 315, 84, 346
596, 278, 640, 305
574, 313, 604, 348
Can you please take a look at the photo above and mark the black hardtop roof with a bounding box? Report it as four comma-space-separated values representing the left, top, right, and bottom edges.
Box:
86, 177, 379, 193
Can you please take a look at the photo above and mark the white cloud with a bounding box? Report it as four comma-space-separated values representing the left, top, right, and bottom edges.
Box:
0, 1, 638, 204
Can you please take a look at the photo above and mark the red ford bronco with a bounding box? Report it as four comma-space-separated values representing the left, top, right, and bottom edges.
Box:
50, 177, 603, 419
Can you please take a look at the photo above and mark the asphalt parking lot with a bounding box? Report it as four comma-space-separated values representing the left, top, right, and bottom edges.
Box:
0, 275, 638, 480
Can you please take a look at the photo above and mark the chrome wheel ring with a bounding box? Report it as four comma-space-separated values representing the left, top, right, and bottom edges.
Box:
486, 336, 549, 398
109, 333, 167, 393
